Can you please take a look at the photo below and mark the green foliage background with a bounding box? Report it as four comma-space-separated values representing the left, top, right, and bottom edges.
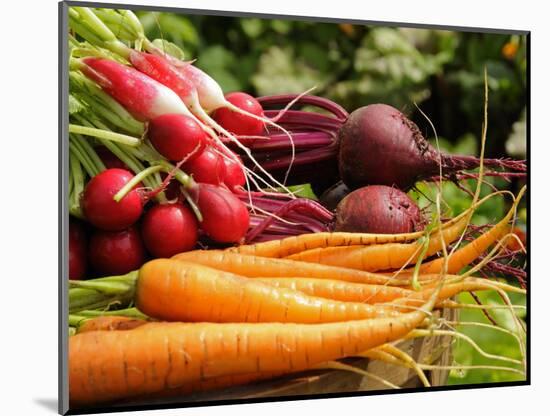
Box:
136, 11, 527, 386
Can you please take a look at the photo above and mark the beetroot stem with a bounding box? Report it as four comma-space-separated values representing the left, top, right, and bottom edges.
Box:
258, 94, 349, 121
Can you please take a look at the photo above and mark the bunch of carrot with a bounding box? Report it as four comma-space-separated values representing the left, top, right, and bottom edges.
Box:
68, 184, 526, 408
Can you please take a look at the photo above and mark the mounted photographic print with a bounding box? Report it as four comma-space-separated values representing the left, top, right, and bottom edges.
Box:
60, 2, 529, 414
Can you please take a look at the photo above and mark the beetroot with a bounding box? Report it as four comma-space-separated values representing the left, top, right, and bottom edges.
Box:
335, 185, 424, 234
88, 226, 146, 275
69, 218, 87, 280
81, 168, 143, 231
196, 184, 250, 243
338, 104, 525, 190
141, 203, 198, 257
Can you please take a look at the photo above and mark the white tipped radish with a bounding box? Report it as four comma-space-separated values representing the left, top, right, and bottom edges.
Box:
80, 57, 193, 121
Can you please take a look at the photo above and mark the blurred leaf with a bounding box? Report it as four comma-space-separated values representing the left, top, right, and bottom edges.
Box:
241, 18, 264, 38
506, 109, 527, 158
252, 46, 329, 95
151, 39, 186, 60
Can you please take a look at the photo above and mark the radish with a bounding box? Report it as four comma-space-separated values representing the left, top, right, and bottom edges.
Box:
141, 203, 198, 257
183, 148, 226, 186
79, 57, 193, 121
88, 226, 146, 275
69, 218, 87, 280
69, 8, 295, 194
338, 104, 527, 190
212, 92, 265, 136
334, 185, 424, 234
148, 114, 207, 162
196, 184, 250, 243
129, 49, 294, 193
81, 168, 143, 231
223, 155, 246, 190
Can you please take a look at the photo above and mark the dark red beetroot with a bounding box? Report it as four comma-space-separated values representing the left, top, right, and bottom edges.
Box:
69, 218, 87, 279
148, 114, 207, 162
196, 184, 250, 243
81, 168, 143, 231
212, 92, 265, 136
338, 104, 525, 190
89, 226, 146, 275
335, 185, 424, 234
183, 148, 226, 185
141, 203, 199, 257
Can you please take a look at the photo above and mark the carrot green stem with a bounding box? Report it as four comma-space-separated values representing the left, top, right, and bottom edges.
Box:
77, 307, 148, 320
69, 272, 139, 313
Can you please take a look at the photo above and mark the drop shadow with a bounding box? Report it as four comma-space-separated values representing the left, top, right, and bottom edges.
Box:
34, 398, 58, 414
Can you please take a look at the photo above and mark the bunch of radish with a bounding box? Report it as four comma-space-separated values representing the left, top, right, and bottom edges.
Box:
67, 7, 336, 279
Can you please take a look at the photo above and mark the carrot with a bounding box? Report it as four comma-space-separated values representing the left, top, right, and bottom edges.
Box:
69, 281, 440, 405
230, 191, 507, 258
418, 186, 525, 275
256, 277, 414, 304
284, 214, 467, 271
172, 250, 405, 285
385, 278, 525, 311
77, 316, 147, 333
136, 259, 400, 323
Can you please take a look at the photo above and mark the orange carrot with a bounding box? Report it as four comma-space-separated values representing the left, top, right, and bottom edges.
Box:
256, 277, 413, 304
230, 192, 505, 258
137, 259, 400, 323
385, 278, 525, 311
77, 316, 147, 333
284, 215, 469, 272
69, 283, 440, 405
172, 250, 405, 285
418, 187, 525, 275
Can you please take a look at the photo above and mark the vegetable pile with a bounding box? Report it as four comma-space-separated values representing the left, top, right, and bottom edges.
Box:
66, 6, 528, 410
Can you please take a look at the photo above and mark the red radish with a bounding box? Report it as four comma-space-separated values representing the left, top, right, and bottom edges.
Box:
88, 226, 146, 275
196, 184, 250, 243
141, 203, 198, 257
183, 148, 226, 185
80, 57, 192, 121
212, 92, 265, 136
81, 168, 143, 231
159, 173, 182, 201
69, 219, 87, 280
223, 155, 246, 190
338, 104, 526, 190
95, 146, 129, 170
148, 114, 206, 162
135, 49, 296, 194
335, 185, 424, 234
